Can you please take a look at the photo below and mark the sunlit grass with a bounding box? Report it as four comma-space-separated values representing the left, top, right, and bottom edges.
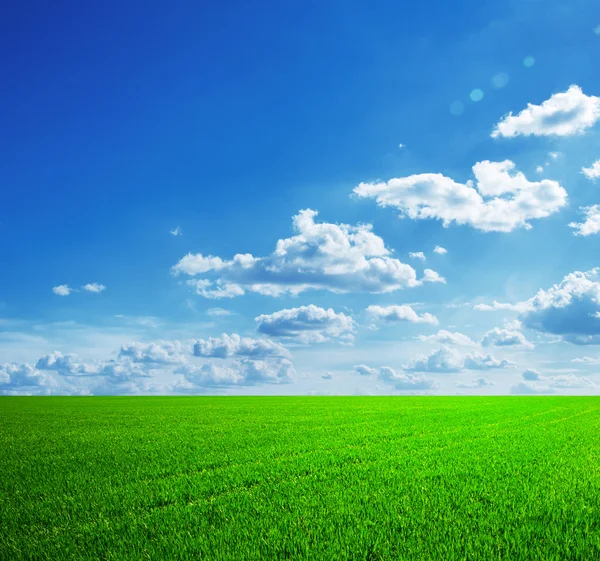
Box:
1, 397, 599, 560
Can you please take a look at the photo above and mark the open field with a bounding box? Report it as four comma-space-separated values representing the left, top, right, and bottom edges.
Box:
1, 397, 599, 560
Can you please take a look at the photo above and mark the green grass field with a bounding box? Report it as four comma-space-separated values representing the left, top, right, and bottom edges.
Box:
1, 397, 599, 560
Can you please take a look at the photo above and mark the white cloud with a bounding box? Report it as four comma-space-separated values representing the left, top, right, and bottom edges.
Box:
582, 160, 600, 180
398, 143, 406, 149
0, 363, 57, 388
511, 369, 594, 393
176, 359, 294, 387
377, 367, 438, 390
518, 269, 600, 344
119, 341, 189, 365
353, 364, 378, 377
481, 327, 534, 349
187, 280, 245, 299
522, 368, 541, 381
571, 356, 600, 364
536, 165, 544, 174
422, 269, 446, 284
510, 381, 554, 394
549, 151, 561, 161
569, 205, 600, 236
455, 377, 495, 389
548, 373, 595, 389
405, 346, 514, 373
433, 246, 447, 255
404, 346, 463, 373
255, 305, 355, 344
322, 373, 333, 380
474, 301, 528, 312
3, 334, 297, 394
52, 285, 73, 296
354, 160, 567, 232
98, 359, 148, 382
409, 251, 426, 261
492, 85, 600, 138
172, 209, 443, 298
353, 364, 438, 390
170, 226, 182, 236
367, 304, 438, 326
193, 333, 290, 359
206, 307, 233, 317
36, 351, 101, 376
463, 352, 515, 370
82, 283, 106, 293
417, 330, 475, 346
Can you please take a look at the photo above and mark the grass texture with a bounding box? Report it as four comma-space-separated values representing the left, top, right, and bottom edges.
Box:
0, 396, 599, 560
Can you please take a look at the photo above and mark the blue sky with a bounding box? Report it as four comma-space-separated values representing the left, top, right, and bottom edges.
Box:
2, 0, 600, 395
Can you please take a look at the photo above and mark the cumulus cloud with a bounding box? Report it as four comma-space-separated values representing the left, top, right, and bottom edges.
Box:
35, 351, 149, 383
433, 246, 447, 255
455, 377, 495, 389
172, 209, 443, 298
176, 359, 294, 387
522, 368, 541, 381
119, 341, 189, 365
2, 332, 298, 394
409, 251, 426, 261
193, 333, 290, 359
510, 381, 554, 395
353, 364, 438, 390
36, 351, 101, 376
463, 352, 515, 371
481, 327, 534, 349
417, 330, 475, 346
367, 304, 438, 326
517, 269, 600, 344
353, 364, 378, 377
52, 285, 73, 296
82, 283, 105, 293
405, 346, 514, 373
0, 363, 57, 389
511, 369, 594, 393
492, 85, 600, 138
404, 346, 463, 373
582, 160, 600, 180
353, 160, 567, 233
97, 359, 149, 382
569, 205, 600, 236
422, 269, 446, 284
255, 305, 355, 344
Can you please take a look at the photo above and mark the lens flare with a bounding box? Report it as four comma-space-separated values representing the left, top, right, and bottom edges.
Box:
491, 73, 509, 89
470, 89, 484, 102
